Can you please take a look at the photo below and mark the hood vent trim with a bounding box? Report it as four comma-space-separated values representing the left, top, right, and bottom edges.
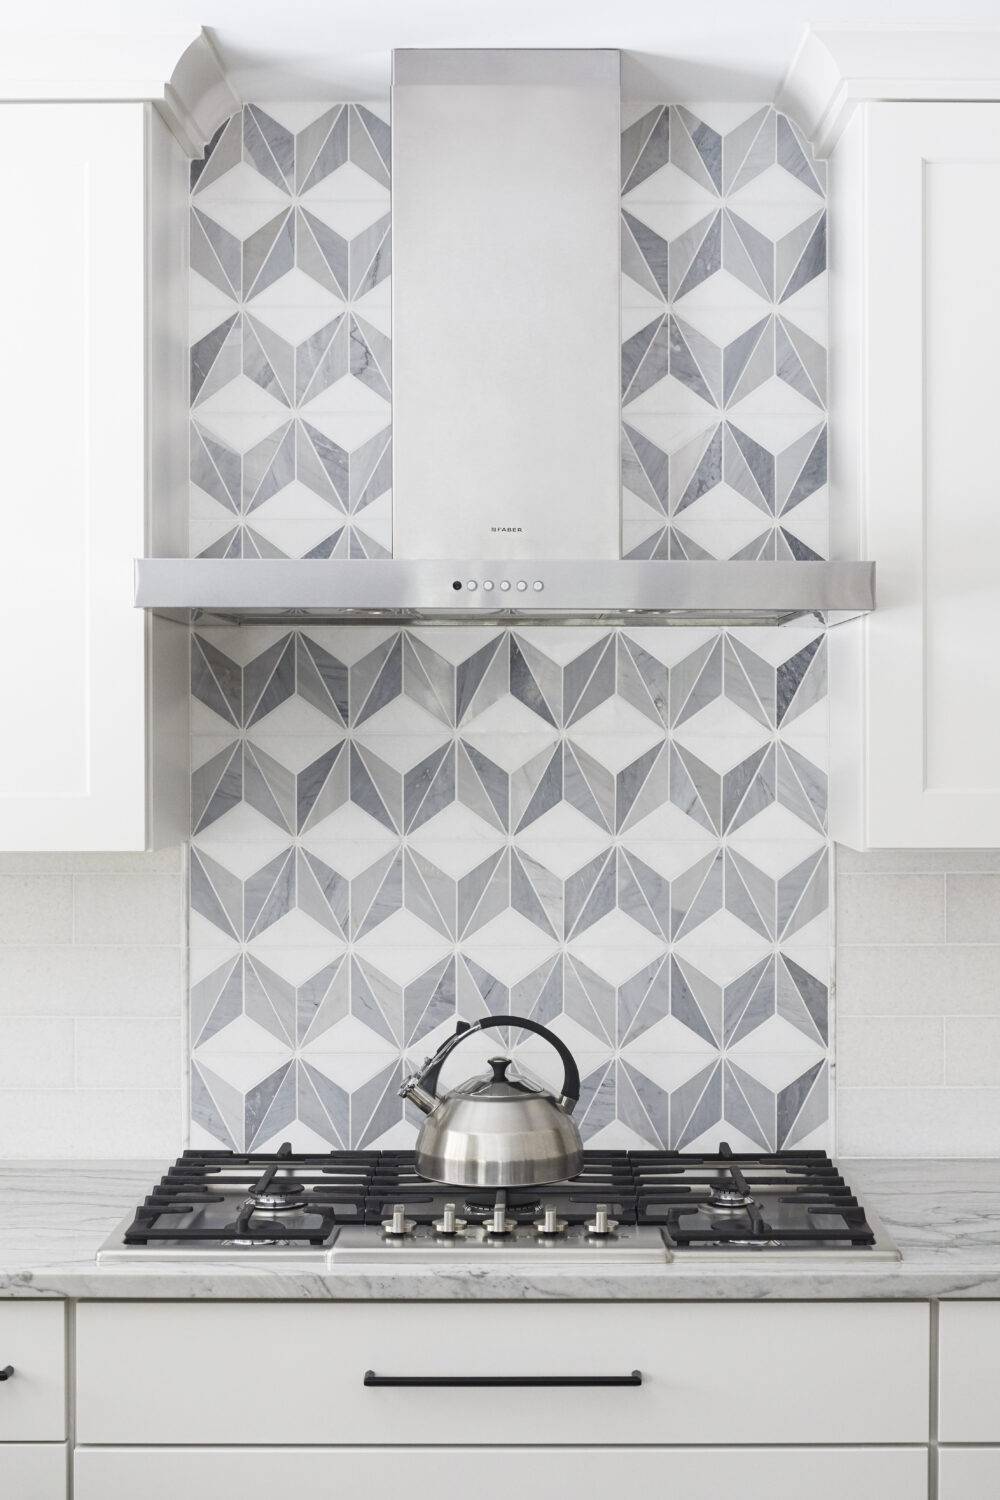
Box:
135, 558, 875, 628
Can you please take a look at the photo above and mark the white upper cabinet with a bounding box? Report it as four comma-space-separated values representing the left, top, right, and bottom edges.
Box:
826, 100, 1000, 847
0, 102, 188, 850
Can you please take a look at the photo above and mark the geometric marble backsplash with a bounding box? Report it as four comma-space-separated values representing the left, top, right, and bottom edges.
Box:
188, 102, 832, 1154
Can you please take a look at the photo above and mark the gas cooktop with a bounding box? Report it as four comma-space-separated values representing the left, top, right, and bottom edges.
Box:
96, 1143, 900, 1267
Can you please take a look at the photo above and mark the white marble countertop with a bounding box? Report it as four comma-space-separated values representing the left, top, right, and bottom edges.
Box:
1, 1158, 999, 1300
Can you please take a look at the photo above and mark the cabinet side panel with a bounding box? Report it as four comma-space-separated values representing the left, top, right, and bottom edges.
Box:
828, 107, 869, 849
145, 105, 189, 848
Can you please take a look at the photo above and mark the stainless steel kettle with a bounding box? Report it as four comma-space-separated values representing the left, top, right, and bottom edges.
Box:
399, 1015, 583, 1187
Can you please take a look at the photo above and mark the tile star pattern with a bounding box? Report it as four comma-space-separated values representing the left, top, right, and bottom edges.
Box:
187, 104, 832, 1153
189, 104, 392, 560
190, 622, 830, 1153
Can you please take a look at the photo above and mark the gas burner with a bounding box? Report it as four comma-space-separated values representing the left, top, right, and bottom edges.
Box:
246, 1183, 308, 1214
464, 1192, 541, 1218
705, 1183, 755, 1213
228, 1236, 291, 1248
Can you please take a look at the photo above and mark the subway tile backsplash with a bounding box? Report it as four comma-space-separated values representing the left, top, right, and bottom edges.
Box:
836, 847, 1000, 1155
0, 851, 186, 1157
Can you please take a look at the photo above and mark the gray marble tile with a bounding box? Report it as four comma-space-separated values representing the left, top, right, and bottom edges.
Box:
350, 105, 391, 185
297, 848, 349, 939
297, 1059, 349, 1147
244, 105, 294, 193
296, 207, 348, 298
297, 957, 349, 1047
296, 104, 348, 193
243, 209, 294, 300
621, 106, 669, 193
349, 213, 391, 299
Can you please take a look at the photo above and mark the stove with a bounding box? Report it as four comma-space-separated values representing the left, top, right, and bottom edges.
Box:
96, 1141, 900, 1266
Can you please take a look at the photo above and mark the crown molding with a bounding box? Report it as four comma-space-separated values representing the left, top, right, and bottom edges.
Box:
0, 27, 239, 155
779, 24, 1000, 156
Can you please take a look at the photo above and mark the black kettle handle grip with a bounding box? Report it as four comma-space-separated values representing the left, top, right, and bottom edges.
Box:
420, 1015, 581, 1113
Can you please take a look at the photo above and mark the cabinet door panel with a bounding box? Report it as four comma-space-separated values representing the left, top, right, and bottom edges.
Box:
830, 102, 1000, 846
0, 103, 147, 849
0, 1303, 65, 1442
74, 1446, 927, 1500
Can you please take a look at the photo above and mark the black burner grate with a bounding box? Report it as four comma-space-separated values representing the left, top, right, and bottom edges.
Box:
119, 1141, 878, 1250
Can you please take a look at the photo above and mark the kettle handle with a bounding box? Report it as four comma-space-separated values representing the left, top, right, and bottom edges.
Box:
420, 1015, 581, 1114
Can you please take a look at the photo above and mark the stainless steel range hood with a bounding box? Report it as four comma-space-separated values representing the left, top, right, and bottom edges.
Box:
136, 558, 874, 627
136, 48, 875, 627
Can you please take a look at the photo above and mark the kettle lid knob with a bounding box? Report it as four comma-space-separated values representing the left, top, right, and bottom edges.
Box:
488, 1056, 511, 1081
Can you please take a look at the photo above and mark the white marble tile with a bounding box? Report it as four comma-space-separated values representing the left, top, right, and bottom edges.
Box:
837, 845, 1000, 874
72, 871, 185, 946
837, 873, 946, 945
0, 947, 183, 1017
837, 1087, 1000, 1156
836, 1017, 944, 1087
0, 1019, 74, 1088
946, 1017, 1000, 1085
0, 875, 72, 944
0, 1091, 182, 1159
75, 1020, 183, 1090
837, 945, 1000, 1017
946, 874, 1000, 943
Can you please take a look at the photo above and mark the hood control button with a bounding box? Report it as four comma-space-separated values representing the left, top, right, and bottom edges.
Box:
499, 580, 511, 592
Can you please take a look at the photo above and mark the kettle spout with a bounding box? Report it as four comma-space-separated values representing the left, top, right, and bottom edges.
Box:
399, 1074, 437, 1115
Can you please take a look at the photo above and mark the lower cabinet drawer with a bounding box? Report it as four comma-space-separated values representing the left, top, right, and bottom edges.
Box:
0, 1303, 65, 1441
0, 1443, 66, 1498
938, 1302, 1000, 1440
74, 1446, 928, 1500
939, 1448, 1000, 1499
75, 1301, 929, 1445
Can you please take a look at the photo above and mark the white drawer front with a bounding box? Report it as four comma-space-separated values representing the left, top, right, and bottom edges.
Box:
0, 1304, 65, 1442
0, 1443, 66, 1498
939, 1302, 1000, 1441
75, 1446, 927, 1500
76, 1301, 929, 1446
939, 1448, 1000, 1499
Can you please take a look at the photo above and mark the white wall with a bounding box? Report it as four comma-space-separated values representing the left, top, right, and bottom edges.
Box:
836, 846, 1000, 1155
0, 850, 186, 1156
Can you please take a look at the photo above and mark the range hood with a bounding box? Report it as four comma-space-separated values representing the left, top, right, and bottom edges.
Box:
136, 48, 875, 628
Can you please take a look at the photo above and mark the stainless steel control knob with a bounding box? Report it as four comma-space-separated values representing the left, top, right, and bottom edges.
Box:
433, 1202, 468, 1236
486, 1204, 516, 1235
534, 1204, 567, 1236
586, 1202, 619, 1236
382, 1202, 416, 1236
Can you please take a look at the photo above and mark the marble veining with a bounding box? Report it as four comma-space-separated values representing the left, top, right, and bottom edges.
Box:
3, 1160, 1000, 1301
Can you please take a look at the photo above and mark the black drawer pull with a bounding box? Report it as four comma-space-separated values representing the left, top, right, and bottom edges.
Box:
0, 1366, 13, 1382
364, 1370, 642, 1388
